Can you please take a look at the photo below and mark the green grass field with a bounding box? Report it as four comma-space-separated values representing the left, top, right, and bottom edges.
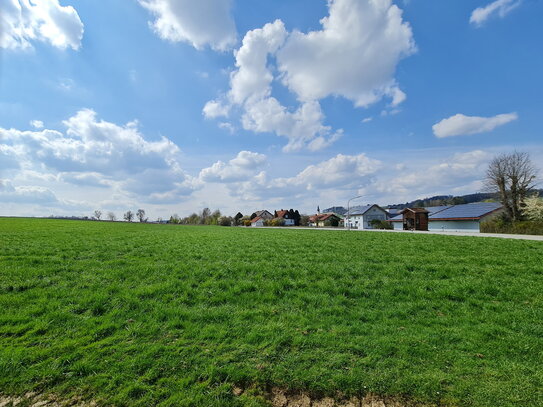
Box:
0, 218, 542, 406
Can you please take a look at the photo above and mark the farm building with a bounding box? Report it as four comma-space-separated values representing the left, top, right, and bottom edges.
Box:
398, 207, 429, 231
345, 204, 388, 229
389, 202, 503, 232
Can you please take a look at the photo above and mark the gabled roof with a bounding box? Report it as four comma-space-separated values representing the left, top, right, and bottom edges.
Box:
251, 216, 263, 223
275, 210, 291, 219
254, 210, 272, 217
346, 204, 386, 216
400, 207, 429, 214
429, 202, 502, 220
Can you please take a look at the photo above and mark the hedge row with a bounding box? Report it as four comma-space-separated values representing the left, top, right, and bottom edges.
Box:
481, 219, 543, 235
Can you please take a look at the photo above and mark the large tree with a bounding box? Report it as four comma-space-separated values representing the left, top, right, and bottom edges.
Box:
136, 209, 147, 223
485, 152, 538, 221
123, 210, 134, 222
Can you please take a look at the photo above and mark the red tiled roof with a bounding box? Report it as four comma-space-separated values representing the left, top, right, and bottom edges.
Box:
251, 216, 262, 223
275, 210, 288, 218
310, 213, 339, 222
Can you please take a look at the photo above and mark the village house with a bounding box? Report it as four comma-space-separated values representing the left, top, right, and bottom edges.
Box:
274, 209, 297, 226
250, 217, 265, 227
251, 210, 273, 220
344, 204, 388, 229
309, 213, 342, 227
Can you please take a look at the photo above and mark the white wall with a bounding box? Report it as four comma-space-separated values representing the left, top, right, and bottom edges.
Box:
428, 220, 480, 232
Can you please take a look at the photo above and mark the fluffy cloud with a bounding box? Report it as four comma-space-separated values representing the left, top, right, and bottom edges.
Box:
233, 153, 381, 200
241, 98, 343, 152
277, 0, 415, 107
199, 150, 266, 182
139, 0, 236, 51
204, 0, 415, 152
372, 150, 492, 200
470, 0, 522, 27
0, 109, 199, 203
0, 0, 83, 50
432, 112, 518, 138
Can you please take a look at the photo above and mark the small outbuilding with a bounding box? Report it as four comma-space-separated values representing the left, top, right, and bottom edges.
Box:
400, 207, 429, 231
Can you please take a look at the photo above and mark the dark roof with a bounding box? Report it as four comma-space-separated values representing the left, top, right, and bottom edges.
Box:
426, 205, 452, 214
346, 204, 386, 216
401, 207, 429, 214
429, 202, 502, 220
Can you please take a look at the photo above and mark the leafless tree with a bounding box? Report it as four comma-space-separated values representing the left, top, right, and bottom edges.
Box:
136, 209, 147, 223
485, 151, 538, 221
107, 212, 116, 221
124, 210, 134, 222
93, 210, 102, 220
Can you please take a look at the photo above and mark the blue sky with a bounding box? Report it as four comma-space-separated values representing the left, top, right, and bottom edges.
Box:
1, 0, 542, 219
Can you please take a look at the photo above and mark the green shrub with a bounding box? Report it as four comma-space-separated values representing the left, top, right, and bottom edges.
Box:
370, 219, 393, 230
218, 216, 233, 226
270, 218, 285, 227
481, 218, 543, 235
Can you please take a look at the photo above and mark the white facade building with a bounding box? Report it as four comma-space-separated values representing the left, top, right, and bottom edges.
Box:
345, 204, 388, 229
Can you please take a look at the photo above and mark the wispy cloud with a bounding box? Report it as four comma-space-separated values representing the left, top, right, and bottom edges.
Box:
470, 0, 522, 27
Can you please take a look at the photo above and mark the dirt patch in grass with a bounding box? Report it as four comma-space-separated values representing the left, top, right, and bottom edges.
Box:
0, 393, 96, 407
234, 387, 434, 407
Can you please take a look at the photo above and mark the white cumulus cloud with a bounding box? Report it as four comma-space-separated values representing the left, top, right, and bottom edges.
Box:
139, 0, 237, 51
233, 153, 381, 201
0, 0, 84, 50
0, 109, 199, 203
432, 112, 518, 138
199, 150, 267, 182
470, 0, 522, 27
204, 0, 415, 152
277, 0, 415, 107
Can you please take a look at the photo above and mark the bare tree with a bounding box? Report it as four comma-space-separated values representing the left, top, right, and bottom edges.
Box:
485, 151, 538, 221
107, 211, 116, 221
93, 210, 102, 220
124, 210, 134, 222
136, 209, 147, 223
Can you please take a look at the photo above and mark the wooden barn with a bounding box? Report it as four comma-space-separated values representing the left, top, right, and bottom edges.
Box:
400, 207, 429, 231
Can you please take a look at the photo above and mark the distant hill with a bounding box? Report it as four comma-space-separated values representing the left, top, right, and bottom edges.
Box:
324, 190, 543, 213
321, 206, 348, 215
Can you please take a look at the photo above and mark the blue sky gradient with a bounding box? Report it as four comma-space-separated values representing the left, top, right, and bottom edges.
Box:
1, 0, 541, 218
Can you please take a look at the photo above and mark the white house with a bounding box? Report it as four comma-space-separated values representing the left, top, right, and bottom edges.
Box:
344, 204, 388, 229
251, 217, 264, 227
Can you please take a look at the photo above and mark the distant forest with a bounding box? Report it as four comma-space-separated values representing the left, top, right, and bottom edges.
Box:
324, 189, 543, 214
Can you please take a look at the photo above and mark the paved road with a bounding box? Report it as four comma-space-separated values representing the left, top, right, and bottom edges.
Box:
261, 226, 543, 241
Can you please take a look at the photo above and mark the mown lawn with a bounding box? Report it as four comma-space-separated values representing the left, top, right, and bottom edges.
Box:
0, 218, 542, 406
